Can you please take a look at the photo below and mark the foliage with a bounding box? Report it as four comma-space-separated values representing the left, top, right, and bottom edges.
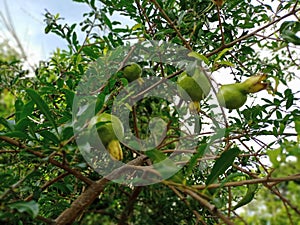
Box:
1, 0, 300, 224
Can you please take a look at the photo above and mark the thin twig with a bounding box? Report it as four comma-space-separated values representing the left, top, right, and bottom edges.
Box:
135, 0, 155, 36
233, 165, 300, 216
192, 173, 300, 190
25, 172, 70, 202
216, 6, 225, 45
118, 186, 143, 225
0, 135, 93, 185
169, 185, 206, 225
148, 0, 192, 50
183, 189, 235, 225
205, 7, 300, 58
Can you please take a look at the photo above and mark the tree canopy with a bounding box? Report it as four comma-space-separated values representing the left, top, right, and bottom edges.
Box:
1, 0, 300, 224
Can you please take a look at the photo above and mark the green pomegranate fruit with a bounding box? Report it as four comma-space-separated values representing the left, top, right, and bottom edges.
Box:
121, 63, 143, 84
217, 74, 268, 110
96, 113, 124, 161
217, 83, 248, 110
177, 68, 211, 112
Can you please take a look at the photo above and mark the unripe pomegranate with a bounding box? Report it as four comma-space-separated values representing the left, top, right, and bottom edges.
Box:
217, 74, 268, 110
177, 69, 211, 112
121, 63, 142, 83
96, 113, 124, 161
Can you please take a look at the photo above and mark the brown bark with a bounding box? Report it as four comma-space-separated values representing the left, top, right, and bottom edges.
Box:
55, 156, 147, 225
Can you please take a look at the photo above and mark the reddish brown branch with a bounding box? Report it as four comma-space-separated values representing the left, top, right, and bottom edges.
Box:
233, 165, 300, 216
118, 186, 143, 225
169, 186, 205, 224
192, 173, 300, 190
216, 6, 225, 45
25, 172, 70, 202
205, 7, 300, 58
55, 156, 147, 225
148, 0, 192, 50
183, 189, 235, 225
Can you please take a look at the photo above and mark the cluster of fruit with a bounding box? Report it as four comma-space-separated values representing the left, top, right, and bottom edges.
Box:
96, 63, 268, 161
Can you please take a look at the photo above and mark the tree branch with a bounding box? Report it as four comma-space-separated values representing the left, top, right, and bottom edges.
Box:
205, 7, 300, 58
148, 0, 192, 50
0, 135, 93, 186
55, 155, 147, 225
192, 173, 300, 190
183, 189, 235, 225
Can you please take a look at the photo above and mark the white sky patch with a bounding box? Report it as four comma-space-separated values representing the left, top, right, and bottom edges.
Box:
0, 0, 91, 65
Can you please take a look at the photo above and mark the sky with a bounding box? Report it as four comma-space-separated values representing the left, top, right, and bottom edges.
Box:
0, 0, 91, 64
0, 0, 136, 65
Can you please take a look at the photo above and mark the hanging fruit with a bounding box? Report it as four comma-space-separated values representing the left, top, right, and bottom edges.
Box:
217, 74, 268, 110
177, 68, 211, 112
121, 63, 143, 84
96, 113, 124, 161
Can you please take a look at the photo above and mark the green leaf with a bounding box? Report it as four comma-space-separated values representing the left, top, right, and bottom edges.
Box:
62, 89, 75, 109
0, 117, 14, 131
220, 172, 247, 187
282, 30, 300, 44
101, 12, 112, 30
90, 0, 96, 9
45, 25, 51, 34
14, 99, 24, 122
72, 32, 78, 47
185, 144, 207, 178
168, 170, 184, 183
26, 89, 58, 134
218, 60, 235, 67
131, 23, 142, 31
146, 149, 167, 163
294, 117, 300, 135
233, 183, 258, 210
62, 126, 74, 141
146, 149, 183, 182
206, 147, 240, 185
20, 101, 35, 119
9, 201, 39, 218
82, 46, 99, 59
1, 131, 29, 139
284, 88, 294, 109
280, 21, 300, 45
286, 94, 294, 110
214, 48, 233, 62
39, 130, 60, 144
188, 51, 210, 65
15, 118, 34, 132
267, 147, 281, 168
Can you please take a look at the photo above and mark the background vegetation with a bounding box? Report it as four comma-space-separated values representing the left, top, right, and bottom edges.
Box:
0, 0, 300, 224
